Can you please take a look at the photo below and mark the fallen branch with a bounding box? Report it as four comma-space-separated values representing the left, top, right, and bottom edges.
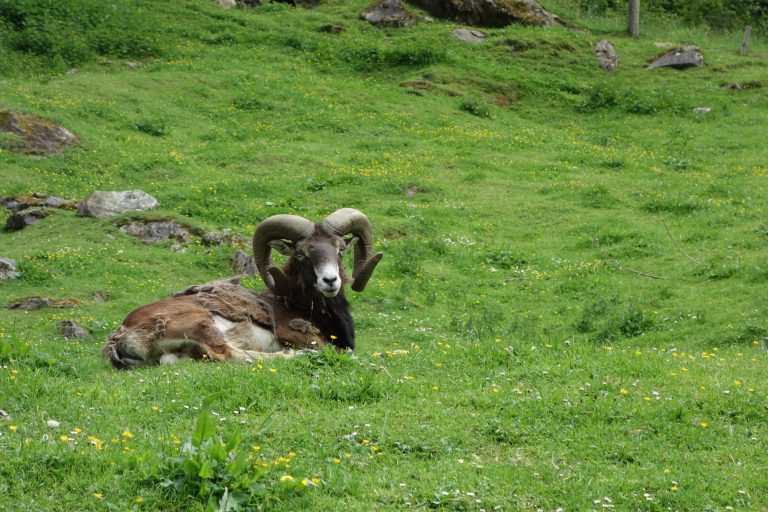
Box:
661, 218, 701, 265
592, 237, 668, 280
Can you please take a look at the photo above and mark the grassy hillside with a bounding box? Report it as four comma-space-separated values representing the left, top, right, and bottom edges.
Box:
1, 1, 767, 510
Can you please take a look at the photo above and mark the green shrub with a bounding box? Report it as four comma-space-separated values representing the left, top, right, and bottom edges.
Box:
459, 99, 493, 118
0, 0, 162, 69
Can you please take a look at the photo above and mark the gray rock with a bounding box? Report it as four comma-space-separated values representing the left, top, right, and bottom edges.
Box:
217, 0, 236, 8
119, 221, 191, 244
56, 320, 91, 339
76, 190, 158, 218
0, 111, 78, 155
647, 45, 703, 70
5, 208, 49, 232
1, 197, 20, 212
595, 40, 618, 72
231, 250, 257, 276
452, 28, 486, 43
360, 0, 419, 28
407, 0, 558, 27
693, 107, 711, 114
0, 258, 19, 280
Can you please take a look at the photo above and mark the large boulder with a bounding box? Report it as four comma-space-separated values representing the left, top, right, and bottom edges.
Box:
361, 0, 419, 28
0, 258, 19, 280
76, 190, 158, 218
0, 111, 77, 155
647, 45, 703, 70
406, 0, 558, 27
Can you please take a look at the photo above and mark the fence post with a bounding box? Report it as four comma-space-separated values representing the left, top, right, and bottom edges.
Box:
740, 26, 752, 56
628, 0, 640, 38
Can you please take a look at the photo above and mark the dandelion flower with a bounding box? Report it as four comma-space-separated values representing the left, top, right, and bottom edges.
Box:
9, 425, 18, 432
700, 422, 709, 429
620, 388, 629, 395
280, 475, 295, 483
93, 492, 103, 499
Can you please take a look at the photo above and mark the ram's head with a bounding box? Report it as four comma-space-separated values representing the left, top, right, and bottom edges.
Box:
252, 208, 383, 297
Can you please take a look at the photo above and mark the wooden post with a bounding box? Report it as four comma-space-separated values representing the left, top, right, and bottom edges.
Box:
628, 0, 640, 38
740, 26, 752, 56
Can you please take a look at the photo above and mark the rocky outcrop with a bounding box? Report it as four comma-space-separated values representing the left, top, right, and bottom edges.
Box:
4, 209, 49, 232
119, 221, 191, 244
0, 258, 18, 280
0, 111, 78, 155
595, 40, 618, 72
361, 0, 419, 28
8, 296, 81, 310
76, 190, 158, 218
1, 193, 76, 213
647, 45, 703, 70
407, 0, 558, 27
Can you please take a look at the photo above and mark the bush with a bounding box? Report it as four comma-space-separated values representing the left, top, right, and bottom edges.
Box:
576, 0, 767, 33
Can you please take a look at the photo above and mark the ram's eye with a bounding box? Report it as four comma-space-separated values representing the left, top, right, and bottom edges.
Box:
295, 252, 308, 261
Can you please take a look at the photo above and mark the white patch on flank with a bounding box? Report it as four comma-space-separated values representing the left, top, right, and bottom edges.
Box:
213, 315, 236, 332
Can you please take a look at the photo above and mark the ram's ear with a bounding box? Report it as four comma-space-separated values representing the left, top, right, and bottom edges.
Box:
268, 239, 295, 256
341, 236, 358, 254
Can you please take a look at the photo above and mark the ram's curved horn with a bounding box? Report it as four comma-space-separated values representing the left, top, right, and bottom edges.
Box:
321, 208, 383, 292
253, 214, 315, 295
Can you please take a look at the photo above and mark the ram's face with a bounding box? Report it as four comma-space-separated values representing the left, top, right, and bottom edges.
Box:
271, 231, 352, 298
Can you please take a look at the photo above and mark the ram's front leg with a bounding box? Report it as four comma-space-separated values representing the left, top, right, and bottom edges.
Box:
271, 318, 328, 351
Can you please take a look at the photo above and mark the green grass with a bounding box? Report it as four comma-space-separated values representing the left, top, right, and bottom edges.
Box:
1, 1, 767, 510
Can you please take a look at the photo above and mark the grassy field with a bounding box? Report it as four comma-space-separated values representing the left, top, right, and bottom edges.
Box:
1, 1, 767, 510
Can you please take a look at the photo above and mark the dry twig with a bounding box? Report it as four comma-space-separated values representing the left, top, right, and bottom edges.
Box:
661, 218, 701, 265
592, 237, 668, 280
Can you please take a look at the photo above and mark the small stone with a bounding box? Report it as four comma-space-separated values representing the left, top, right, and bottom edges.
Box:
693, 107, 711, 114
4, 209, 49, 232
124, 61, 140, 69
0, 258, 19, 280
47, 420, 60, 428
452, 28, 486, 43
231, 250, 257, 275
0, 409, 9, 420
56, 320, 91, 339
217, 0, 236, 7
66, 68, 79, 76
319, 23, 345, 33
